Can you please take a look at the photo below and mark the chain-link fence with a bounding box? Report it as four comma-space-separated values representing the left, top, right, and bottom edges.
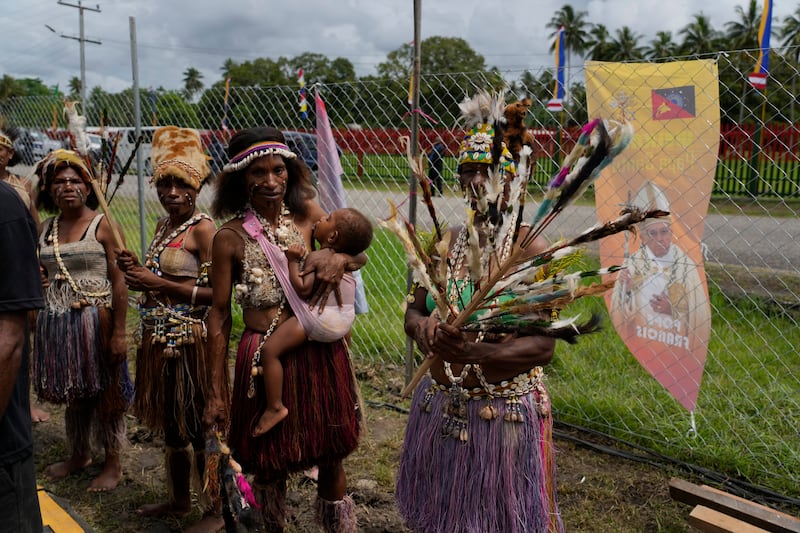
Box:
3, 50, 799, 504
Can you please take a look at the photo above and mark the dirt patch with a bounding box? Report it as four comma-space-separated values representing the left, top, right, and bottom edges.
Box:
32, 365, 695, 533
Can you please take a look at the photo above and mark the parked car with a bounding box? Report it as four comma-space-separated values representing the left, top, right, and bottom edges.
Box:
204, 130, 342, 177
28, 130, 62, 161
91, 127, 156, 174
282, 131, 342, 172
12, 128, 61, 165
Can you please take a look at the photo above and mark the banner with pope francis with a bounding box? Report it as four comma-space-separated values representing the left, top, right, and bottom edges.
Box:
586, 60, 718, 413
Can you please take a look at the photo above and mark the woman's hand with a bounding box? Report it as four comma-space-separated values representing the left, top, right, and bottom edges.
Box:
122, 264, 162, 292
115, 249, 140, 272
40, 264, 50, 289
203, 391, 229, 429
109, 331, 127, 364
302, 248, 346, 308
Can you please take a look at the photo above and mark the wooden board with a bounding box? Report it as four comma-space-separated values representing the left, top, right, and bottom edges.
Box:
689, 505, 769, 533
669, 478, 800, 533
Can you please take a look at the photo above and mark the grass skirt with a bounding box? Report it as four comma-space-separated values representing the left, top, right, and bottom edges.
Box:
133, 321, 214, 443
396, 375, 563, 533
33, 305, 133, 417
228, 329, 361, 476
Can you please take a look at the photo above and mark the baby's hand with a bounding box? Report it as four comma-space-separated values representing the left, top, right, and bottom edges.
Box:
286, 243, 307, 262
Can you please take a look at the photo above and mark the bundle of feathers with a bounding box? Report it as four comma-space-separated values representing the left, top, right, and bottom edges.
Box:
384, 91, 665, 379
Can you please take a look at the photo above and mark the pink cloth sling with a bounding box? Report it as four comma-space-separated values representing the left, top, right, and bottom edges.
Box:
242, 209, 354, 341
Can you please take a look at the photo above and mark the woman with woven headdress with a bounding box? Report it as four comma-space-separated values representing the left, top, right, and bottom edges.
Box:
33, 149, 132, 492
203, 126, 365, 532
116, 126, 224, 531
395, 92, 564, 532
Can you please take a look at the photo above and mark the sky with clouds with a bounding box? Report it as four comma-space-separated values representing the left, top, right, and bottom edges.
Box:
1, 0, 794, 94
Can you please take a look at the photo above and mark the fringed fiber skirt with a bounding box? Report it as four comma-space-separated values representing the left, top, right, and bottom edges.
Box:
396, 374, 563, 533
228, 329, 361, 476
33, 305, 133, 416
133, 320, 214, 442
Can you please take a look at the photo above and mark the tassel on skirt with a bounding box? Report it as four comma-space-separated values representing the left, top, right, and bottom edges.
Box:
228, 329, 361, 476
395, 375, 563, 533
33, 305, 132, 415
133, 322, 214, 441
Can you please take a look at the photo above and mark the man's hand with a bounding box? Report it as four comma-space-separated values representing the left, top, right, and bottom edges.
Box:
650, 292, 672, 315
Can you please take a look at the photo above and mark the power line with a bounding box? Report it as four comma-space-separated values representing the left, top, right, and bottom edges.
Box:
49, 0, 102, 105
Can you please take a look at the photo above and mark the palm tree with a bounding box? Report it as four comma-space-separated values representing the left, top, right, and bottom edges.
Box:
608, 26, 645, 61
725, 0, 761, 47
586, 24, 614, 61
679, 13, 722, 56
646, 31, 679, 60
220, 58, 237, 80
68, 76, 82, 100
547, 5, 590, 103
779, 5, 800, 123
182, 67, 204, 102
725, 0, 764, 123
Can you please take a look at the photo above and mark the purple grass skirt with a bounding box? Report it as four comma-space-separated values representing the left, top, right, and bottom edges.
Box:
228, 329, 361, 476
33, 306, 133, 414
396, 374, 563, 533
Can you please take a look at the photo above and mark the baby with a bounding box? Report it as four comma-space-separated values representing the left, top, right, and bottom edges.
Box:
253, 207, 373, 436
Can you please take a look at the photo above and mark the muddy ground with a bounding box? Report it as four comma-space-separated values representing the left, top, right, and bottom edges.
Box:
31, 363, 697, 533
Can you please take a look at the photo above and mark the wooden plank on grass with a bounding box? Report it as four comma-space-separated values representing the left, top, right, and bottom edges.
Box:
689, 505, 769, 533
669, 478, 800, 533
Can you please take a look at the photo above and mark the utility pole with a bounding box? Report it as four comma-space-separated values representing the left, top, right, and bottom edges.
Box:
54, 0, 101, 107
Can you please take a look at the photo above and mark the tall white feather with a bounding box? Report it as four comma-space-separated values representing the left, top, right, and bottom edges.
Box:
64, 101, 89, 156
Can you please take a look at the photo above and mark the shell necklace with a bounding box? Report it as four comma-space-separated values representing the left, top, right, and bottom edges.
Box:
144, 212, 210, 277
51, 215, 110, 303
247, 202, 291, 247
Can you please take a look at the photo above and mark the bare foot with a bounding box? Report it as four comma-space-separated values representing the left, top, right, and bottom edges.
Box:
252, 406, 288, 436
184, 512, 225, 533
87, 461, 122, 492
31, 405, 50, 423
45, 456, 92, 480
136, 502, 190, 518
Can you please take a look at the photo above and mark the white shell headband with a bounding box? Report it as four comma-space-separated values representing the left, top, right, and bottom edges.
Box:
222, 141, 297, 172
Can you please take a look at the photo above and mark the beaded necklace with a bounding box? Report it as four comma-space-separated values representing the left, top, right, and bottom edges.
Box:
140, 212, 211, 357
245, 202, 292, 248
144, 212, 210, 277
51, 215, 110, 306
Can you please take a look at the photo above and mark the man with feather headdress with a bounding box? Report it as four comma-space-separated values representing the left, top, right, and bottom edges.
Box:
395, 91, 564, 533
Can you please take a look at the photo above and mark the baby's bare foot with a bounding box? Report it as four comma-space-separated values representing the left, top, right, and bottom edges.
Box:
252, 406, 289, 436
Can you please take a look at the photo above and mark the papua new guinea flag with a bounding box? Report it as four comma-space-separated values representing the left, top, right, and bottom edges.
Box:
652, 86, 696, 120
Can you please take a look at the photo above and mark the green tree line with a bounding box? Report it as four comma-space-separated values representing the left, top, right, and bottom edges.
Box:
3, 3, 800, 129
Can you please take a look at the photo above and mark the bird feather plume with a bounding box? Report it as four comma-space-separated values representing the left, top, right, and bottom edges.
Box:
458, 90, 506, 128
64, 100, 89, 157
464, 313, 602, 344
379, 201, 450, 318
397, 102, 637, 396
